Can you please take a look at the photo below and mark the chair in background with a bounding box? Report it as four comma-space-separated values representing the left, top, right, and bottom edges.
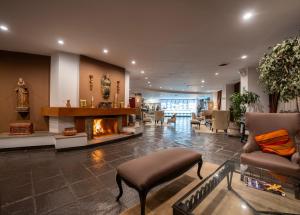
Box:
202, 110, 213, 128
154, 111, 164, 125
142, 113, 152, 124
167, 113, 176, 125
191, 113, 201, 128
211, 110, 230, 133
241, 113, 300, 182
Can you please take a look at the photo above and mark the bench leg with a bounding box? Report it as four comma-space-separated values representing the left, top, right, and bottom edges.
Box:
116, 174, 123, 201
197, 160, 203, 180
139, 190, 147, 215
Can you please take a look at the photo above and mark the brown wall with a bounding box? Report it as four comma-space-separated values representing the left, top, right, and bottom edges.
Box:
0, 50, 50, 132
79, 56, 125, 106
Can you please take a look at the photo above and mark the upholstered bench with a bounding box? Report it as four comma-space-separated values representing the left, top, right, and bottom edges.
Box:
116, 148, 203, 215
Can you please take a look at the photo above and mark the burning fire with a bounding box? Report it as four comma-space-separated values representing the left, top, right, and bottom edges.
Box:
93, 118, 119, 137
93, 119, 104, 135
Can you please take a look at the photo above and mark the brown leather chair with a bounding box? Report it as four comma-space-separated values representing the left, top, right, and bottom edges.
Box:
241, 112, 300, 179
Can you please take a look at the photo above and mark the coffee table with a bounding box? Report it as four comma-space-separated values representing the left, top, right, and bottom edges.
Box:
173, 160, 300, 215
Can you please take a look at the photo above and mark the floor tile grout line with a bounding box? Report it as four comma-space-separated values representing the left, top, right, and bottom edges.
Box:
30, 170, 37, 214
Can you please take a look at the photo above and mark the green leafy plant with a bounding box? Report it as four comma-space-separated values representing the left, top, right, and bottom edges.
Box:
258, 36, 300, 112
230, 91, 260, 122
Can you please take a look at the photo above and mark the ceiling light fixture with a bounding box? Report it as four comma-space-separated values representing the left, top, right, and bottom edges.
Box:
159, 86, 162, 89
0, 25, 8, 31
243, 12, 253, 21
147, 81, 151, 84
201, 80, 205, 83
149, 84, 152, 87
131, 60, 136, 65
140, 70, 145, 74
241, 55, 248, 59
57, 39, 64, 45
215, 72, 219, 76
201, 86, 204, 88
145, 77, 148, 80
103, 49, 109, 54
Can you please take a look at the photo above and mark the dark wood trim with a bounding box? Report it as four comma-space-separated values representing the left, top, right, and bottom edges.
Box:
41, 107, 139, 117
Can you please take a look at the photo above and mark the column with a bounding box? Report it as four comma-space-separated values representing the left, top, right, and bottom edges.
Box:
49, 52, 80, 133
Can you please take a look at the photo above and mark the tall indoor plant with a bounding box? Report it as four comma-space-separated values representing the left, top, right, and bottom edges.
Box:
258, 36, 300, 112
229, 91, 260, 123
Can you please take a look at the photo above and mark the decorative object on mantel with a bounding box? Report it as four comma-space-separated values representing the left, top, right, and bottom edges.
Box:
114, 81, 120, 108
9, 121, 33, 135
120, 101, 124, 108
90, 96, 95, 108
66, 100, 71, 108
89, 74, 93, 91
80, 99, 87, 108
15, 78, 29, 112
63, 127, 77, 136
101, 74, 111, 100
98, 102, 112, 109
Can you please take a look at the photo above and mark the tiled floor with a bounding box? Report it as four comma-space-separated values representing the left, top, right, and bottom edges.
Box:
0, 117, 243, 215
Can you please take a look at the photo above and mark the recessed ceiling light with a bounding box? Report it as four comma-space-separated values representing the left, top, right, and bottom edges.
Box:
147, 81, 151, 84
159, 86, 162, 89
243, 12, 253, 21
215, 72, 219, 76
0, 25, 8, 31
131, 60, 136, 65
103, 49, 109, 54
241, 55, 248, 59
140, 70, 145, 74
241, 204, 247, 209
57, 39, 64, 45
201, 80, 205, 83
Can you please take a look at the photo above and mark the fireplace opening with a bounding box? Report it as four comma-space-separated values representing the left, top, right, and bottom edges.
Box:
93, 118, 119, 138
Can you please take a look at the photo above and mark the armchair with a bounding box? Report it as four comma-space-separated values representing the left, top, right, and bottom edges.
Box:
241, 113, 300, 179
154, 111, 164, 125
211, 110, 230, 133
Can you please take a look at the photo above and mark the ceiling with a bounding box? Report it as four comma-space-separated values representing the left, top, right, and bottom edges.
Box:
0, 0, 300, 97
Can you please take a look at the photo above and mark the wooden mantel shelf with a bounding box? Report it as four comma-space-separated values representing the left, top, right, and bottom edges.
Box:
41, 107, 139, 117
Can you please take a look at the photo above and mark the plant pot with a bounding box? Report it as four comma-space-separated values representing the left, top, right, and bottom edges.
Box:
227, 121, 241, 137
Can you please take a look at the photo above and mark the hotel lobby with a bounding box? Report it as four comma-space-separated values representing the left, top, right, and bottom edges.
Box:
0, 1, 300, 215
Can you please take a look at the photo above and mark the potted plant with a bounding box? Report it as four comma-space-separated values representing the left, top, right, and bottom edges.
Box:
258, 36, 300, 112
228, 91, 260, 136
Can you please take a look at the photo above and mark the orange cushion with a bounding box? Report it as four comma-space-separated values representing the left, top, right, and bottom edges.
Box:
255, 129, 296, 156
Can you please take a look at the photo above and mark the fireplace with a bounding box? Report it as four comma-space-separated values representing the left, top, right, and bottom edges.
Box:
93, 118, 119, 138
82, 116, 122, 140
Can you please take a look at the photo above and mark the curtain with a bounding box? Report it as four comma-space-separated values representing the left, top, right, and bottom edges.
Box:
217, 90, 222, 110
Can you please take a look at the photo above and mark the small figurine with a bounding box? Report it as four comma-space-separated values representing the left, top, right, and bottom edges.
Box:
66, 100, 71, 108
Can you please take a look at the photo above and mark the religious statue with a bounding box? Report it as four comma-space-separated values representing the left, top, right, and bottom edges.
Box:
15, 78, 29, 112
101, 74, 111, 100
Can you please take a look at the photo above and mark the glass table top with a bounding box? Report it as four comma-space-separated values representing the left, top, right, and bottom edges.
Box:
173, 160, 300, 215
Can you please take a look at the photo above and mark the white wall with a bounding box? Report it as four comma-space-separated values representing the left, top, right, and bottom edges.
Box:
240, 67, 269, 112
125, 70, 130, 107
50, 52, 80, 107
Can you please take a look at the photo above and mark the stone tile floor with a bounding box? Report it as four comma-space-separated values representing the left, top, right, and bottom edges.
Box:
0, 117, 243, 215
